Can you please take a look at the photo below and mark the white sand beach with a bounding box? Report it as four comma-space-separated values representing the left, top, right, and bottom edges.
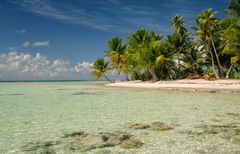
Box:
106, 79, 240, 92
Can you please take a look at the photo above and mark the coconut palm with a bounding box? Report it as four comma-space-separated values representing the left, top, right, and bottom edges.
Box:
182, 45, 205, 76
171, 15, 189, 78
195, 8, 223, 78
172, 15, 187, 36
224, 0, 240, 17
220, 19, 240, 78
105, 37, 126, 73
91, 58, 112, 82
157, 41, 176, 80
166, 33, 189, 78
126, 28, 163, 81
219, 0, 240, 78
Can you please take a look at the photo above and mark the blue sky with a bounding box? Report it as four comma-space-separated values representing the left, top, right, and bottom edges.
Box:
0, 0, 228, 80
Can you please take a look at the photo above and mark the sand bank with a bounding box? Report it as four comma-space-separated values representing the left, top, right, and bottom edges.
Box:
106, 79, 240, 92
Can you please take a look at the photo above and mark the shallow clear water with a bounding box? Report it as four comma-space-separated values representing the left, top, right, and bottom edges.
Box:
0, 82, 240, 154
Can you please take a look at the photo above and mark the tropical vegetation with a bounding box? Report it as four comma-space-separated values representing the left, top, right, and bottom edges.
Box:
91, 0, 240, 81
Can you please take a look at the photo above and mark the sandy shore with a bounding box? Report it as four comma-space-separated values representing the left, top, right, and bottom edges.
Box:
106, 79, 240, 92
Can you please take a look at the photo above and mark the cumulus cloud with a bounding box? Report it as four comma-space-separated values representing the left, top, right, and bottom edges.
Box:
22, 41, 31, 47
0, 51, 93, 80
72, 61, 93, 73
32, 41, 50, 47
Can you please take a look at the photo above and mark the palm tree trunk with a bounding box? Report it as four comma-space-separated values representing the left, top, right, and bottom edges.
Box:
209, 50, 220, 80
125, 73, 130, 81
210, 35, 223, 77
177, 53, 181, 78
226, 63, 235, 79
148, 65, 158, 81
136, 71, 142, 80
103, 75, 113, 83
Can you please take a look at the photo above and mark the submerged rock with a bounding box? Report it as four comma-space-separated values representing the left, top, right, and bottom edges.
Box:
35, 148, 56, 154
178, 130, 203, 136
128, 123, 150, 130
67, 131, 138, 152
233, 128, 240, 133
62, 130, 87, 138
68, 135, 114, 152
100, 131, 132, 143
232, 138, 240, 145
21, 141, 59, 153
226, 112, 240, 117
203, 127, 218, 134
151, 122, 173, 131
120, 138, 143, 149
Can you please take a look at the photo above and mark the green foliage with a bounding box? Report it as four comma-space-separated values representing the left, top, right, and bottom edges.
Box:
93, 1, 240, 81
91, 58, 112, 82
172, 15, 187, 36
204, 69, 217, 81
234, 72, 240, 79
155, 55, 165, 68
105, 37, 126, 73
224, 0, 240, 17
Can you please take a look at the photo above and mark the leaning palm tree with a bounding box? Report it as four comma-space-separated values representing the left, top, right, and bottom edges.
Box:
196, 8, 223, 79
91, 58, 112, 82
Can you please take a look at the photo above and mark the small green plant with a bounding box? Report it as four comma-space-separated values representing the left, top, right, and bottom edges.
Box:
204, 69, 217, 80
234, 72, 240, 79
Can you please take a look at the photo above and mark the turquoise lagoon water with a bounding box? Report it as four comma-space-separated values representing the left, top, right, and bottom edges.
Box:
0, 82, 240, 153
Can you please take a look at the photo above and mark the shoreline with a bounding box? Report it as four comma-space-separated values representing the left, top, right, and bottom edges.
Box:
1, 79, 240, 92
105, 79, 240, 92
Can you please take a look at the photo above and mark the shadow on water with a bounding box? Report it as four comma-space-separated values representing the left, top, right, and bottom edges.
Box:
0, 93, 24, 96
72, 91, 107, 95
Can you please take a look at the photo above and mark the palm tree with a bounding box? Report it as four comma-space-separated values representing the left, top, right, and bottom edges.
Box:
126, 28, 163, 81
172, 15, 187, 36
91, 58, 112, 82
157, 41, 176, 80
125, 29, 150, 80
195, 8, 223, 79
105, 37, 126, 73
224, 0, 240, 17
171, 15, 189, 78
220, 0, 240, 78
166, 33, 189, 78
182, 45, 205, 76
220, 18, 240, 78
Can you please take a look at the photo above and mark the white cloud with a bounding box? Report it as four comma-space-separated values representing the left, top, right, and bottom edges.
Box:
72, 61, 93, 73
0, 51, 93, 80
32, 41, 50, 47
22, 41, 31, 47
15, 29, 26, 34
8, 47, 17, 51
0, 51, 124, 81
